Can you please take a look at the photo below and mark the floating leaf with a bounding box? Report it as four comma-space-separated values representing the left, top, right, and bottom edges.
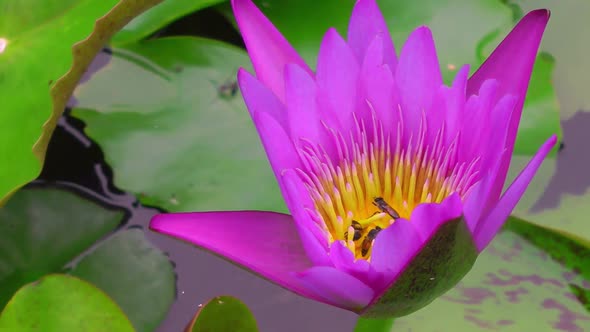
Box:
513, 188, 590, 247
0, 274, 135, 332
72, 38, 284, 213
391, 218, 590, 331
70, 229, 176, 332
0, 0, 163, 205
112, 0, 228, 46
186, 296, 258, 332
0, 187, 175, 332
0, 187, 122, 308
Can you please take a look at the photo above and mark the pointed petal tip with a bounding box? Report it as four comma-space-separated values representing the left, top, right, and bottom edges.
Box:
149, 213, 170, 233
528, 8, 551, 20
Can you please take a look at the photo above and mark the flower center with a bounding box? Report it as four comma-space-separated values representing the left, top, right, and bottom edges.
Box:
297, 117, 480, 260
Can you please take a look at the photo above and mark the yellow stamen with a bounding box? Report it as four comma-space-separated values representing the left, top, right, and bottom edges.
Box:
297, 118, 479, 260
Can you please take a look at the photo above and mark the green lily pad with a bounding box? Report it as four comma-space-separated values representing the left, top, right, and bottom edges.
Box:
112, 0, 228, 46
72, 37, 284, 213
0, 187, 175, 332
513, 188, 590, 248
187, 296, 258, 332
0, 0, 163, 205
0, 187, 123, 308
70, 229, 176, 332
0, 274, 135, 332
391, 217, 590, 331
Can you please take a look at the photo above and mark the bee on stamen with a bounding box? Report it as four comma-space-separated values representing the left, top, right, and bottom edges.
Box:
373, 197, 400, 219
344, 220, 363, 241
361, 226, 382, 256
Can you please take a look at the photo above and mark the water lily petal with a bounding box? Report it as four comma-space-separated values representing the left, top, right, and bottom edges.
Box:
359, 35, 398, 137
460, 79, 499, 162
296, 266, 374, 311
232, 0, 312, 102
285, 64, 321, 144
474, 135, 557, 251
282, 169, 332, 266
347, 0, 397, 70
396, 26, 442, 142
316, 28, 360, 132
467, 9, 550, 200
251, 110, 301, 179
150, 211, 315, 298
371, 218, 421, 282
238, 68, 286, 126
328, 240, 386, 289
410, 193, 463, 241
442, 64, 470, 146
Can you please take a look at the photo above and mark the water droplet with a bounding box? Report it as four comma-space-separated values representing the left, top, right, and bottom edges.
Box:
0, 38, 8, 54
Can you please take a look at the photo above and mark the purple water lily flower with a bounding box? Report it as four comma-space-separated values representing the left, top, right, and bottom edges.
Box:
150, 0, 556, 317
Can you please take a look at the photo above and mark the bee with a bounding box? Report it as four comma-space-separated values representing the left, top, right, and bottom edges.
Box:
373, 197, 400, 219
344, 220, 363, 241
218, 79, 238, 99
361, 226, 382, 256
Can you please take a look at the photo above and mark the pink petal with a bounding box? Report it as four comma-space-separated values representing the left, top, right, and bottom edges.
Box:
459, 79, 500, 162
238, 68, 287, 126
358, 35, 398, 136
150, 211, 315, 298
467, 9, 550, 201
410, 193, 464, 242
396, 26, 443, 141
251, 111, 301, 180
328, 241, 384, 288
347, 0, 397, 71
232, 0, 312, 102
284, 64, 321, 144
442, 64, 470, 146
370, 218, 422, 282
296, 266, 374, 311
281, 169, 332, 266
462, 96, 517, 234
474, 135, 557, 251
316, 28, 360, 133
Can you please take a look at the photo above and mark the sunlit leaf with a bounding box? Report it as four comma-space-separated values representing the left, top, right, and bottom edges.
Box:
0, 274, 135, 332
0, 0, 163, 205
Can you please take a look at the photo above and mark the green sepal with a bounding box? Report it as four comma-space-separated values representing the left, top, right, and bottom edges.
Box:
361, 218, 478, 318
